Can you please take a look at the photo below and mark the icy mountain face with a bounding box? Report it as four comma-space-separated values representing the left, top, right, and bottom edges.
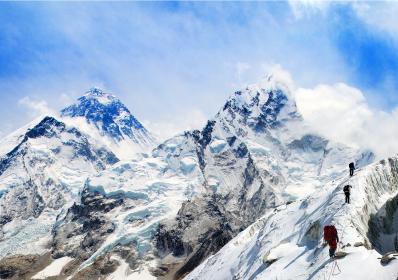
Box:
186, 157, 398, 280
151, 76, 373, 278
219, 76, 300, 135
39, 75, 374, 280
0, 116, 118, 258
61, 88, 156, 159
208, 74, 372, 200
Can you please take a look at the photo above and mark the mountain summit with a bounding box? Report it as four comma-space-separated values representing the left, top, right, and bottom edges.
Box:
61, 88, 156, 159
219, 73, 301, 135
61, 88, 150, 142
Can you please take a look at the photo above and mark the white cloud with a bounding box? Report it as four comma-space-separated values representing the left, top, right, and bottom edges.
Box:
295, 82, 398, 158
288, 0, 331, 19
352, 2, 398, 36
18, 96, 55, 118
143, 109, 208, 141
235, 62, 251, 83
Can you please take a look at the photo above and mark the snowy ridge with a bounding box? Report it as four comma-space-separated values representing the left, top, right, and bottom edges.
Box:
185, 157, 398, 280
0, 116, 46, 157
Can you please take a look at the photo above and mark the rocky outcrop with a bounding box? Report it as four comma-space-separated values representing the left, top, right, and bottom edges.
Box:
52, 186, 122, 260
154, 148, 277, 279
0, 254, 51, 280
366, 158, 398, 253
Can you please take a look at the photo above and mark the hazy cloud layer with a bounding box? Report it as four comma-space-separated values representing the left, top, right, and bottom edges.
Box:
0, 2, 398, 157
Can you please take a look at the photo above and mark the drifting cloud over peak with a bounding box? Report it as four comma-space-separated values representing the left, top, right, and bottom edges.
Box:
295, 79, 398, 159
18, 96, 55, 118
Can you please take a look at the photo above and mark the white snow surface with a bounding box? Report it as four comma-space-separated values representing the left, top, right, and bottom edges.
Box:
61, 115, 152, 161
107, 255, 156, 280
32, 256, 73, 279
185, 158, 398, 280
0, 115, 48, 157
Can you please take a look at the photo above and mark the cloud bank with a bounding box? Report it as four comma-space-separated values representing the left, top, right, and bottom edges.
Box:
18, 96, 54, 117
0, 2, 398, 158
295, 80, 398, 159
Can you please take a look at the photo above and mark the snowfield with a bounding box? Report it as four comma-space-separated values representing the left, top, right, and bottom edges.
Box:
32, 256, 73, 279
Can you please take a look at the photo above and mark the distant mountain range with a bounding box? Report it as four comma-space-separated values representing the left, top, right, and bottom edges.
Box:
0, 76, 397, 280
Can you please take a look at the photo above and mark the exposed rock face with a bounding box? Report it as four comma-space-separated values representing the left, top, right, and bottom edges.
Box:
0, 180, 45, 222
52, 186, 122, 260
367, 158, 398, 254
69, 254, 119, 280
0, 254, 50, 280
153, 129, 279, 279
155, 197, 235, 279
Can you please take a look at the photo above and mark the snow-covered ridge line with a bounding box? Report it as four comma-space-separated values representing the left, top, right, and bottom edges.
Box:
185, 157, 398, 280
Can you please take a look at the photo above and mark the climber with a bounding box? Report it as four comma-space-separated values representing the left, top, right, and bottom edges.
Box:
349, 162, 355, 176
343, 185, 352, 204
324, 225, 339, 258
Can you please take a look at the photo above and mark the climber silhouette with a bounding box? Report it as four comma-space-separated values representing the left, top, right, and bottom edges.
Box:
349, 162, 355, 176
343, 185, 352, 204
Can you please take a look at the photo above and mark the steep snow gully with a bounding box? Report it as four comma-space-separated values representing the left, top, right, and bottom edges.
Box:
0, 79, 398, 280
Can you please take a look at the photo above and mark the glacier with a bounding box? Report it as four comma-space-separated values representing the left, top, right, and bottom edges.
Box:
1, 75, 397, 280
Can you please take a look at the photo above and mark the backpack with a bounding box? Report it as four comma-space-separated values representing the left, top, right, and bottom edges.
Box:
324, 225, 337, 242
343, 185, 351, 193
349, 162, 355, 169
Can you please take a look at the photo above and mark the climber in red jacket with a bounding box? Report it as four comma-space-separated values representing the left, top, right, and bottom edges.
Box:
324, 225, 339, 258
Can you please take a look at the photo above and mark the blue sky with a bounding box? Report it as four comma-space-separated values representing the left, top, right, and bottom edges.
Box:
1, 1, 398, 140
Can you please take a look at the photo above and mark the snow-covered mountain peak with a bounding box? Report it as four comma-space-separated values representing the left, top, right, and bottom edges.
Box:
61, 88, 144, 141
248, 70, 294, 98
82, 87, 116, 105
60, 88, 156, 159
219, 75, 301, 135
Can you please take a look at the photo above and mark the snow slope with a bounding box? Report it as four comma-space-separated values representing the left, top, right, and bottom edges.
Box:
186, 157, 398, 280
32, 256, 73, 279
0, 116, 45, 157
